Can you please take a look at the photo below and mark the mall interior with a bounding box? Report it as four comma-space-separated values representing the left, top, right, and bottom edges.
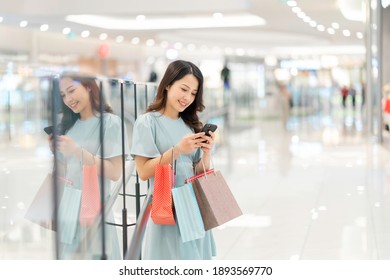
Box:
1, 0, 390, 260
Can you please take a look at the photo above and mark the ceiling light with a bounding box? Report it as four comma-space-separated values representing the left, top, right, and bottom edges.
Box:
338, 0, 365, 22
317, 25, 325, 31
81, 30, 90, 38
309, 21, 317, 27
174, 42, 183, 50
40, 24, 49, 31
331, 22, 340, 29
342, 29, 351, 37
292, 7, 301, 13
19, 21, 28, 28
287, 1, 297, 7
327, 28, 335, 34
66, 13, 266, 30
99, 33, 108, 40
146, 39, 155, 46
160, 41, 169, 48
62, 27, 71, 35
0, 17, 3, 23
131, 37, 140, 44
356, 32, 364, 39
186, 44, 196, 51
136, 15, 146, 21
115, 35, 124, 43
213, 12, 223, 19
166, 49, 178, 60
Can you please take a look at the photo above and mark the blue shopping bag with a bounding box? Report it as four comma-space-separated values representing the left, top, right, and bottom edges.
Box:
58, 183, 82, 244
172, 182, 205, 243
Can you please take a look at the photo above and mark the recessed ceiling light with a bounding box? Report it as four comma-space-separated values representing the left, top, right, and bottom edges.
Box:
62, 27, 71, 34
0, 17, 4, 23
186, 44, 196, 51
292, 7, 301, 13
19, 21, 28, 28
66, 13, 266, 30
317, 25, 325, 31
213, 12, 223, 19
174, 42, 183, 50
116, 35, 124, 43
146, 39, 155, 46
131, 37, 140, 44
356, 32, 364, 39
160, 41, 169, 48
99, 33, 108, 40
342, 29, 351, 37
327, 28, 335, 34
287, 1, 297, 7
81, 30, 90, 38
331, 22, 340, 29
40, 24, 49, 31
136, 15, 146, 21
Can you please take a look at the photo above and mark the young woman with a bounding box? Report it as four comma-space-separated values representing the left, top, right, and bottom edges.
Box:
51, 73, 129, 259
131, 60, 216, 259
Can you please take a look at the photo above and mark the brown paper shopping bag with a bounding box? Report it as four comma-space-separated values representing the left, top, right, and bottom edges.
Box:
193, 170, 242, 230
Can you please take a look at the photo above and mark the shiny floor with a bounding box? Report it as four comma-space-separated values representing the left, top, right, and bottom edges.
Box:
213, 104, 390, 260
2, 98, 390, 259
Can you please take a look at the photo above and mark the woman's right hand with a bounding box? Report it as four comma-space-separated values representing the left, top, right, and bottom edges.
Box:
176, 132, 207, 154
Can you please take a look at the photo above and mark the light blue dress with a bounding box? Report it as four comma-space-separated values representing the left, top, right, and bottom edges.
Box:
130, 111, 217, 260
58, 113, 129, 259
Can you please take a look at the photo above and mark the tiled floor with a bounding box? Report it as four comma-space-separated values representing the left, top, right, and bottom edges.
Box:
1, 100, 390, 259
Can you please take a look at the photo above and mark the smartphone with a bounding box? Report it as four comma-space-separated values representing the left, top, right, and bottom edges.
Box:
44, 126, 54, 135
201, 123, 217, 136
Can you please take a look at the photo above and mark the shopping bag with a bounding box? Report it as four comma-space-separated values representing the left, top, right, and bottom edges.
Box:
151, 160, 176, 225
193, 170, 242, 230
58, 183, 82, 244
79, 164, 101, 227
172, 182, 205, 242
24, 173, 65, 230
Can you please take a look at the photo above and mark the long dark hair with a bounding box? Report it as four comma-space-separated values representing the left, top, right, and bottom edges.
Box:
146, 60, 205, 132
58, 73, 113, 134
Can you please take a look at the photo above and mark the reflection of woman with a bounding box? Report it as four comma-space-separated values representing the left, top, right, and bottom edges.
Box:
50, 74, 129, 259
131, 60, 216, 259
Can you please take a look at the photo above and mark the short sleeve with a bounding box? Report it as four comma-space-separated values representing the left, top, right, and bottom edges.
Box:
130, 113, 161, 159
97, 114, 130, 159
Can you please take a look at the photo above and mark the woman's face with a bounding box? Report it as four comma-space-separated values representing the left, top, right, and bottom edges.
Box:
165, 74, 198, 117
59, 77, 93, 119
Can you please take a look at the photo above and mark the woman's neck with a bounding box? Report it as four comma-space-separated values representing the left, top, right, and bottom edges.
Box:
160, 108, 179, 120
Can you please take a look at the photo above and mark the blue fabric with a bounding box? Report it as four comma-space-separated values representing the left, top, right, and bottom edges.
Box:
58, 113, 129, 259
130, 111, 216, 260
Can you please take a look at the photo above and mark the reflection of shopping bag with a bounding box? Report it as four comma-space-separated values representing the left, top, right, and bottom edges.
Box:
151, 159, 175, 225
172, 182, 205, 242
79, 165, 101, 227
384, 99, 390, 114
58, 184, 82, 244
24, 173, 65, 230
193, 170, 242, 230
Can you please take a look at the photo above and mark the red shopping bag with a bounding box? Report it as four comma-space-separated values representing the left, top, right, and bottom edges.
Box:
151, 151, 176, 225
79, 165, 101, 227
